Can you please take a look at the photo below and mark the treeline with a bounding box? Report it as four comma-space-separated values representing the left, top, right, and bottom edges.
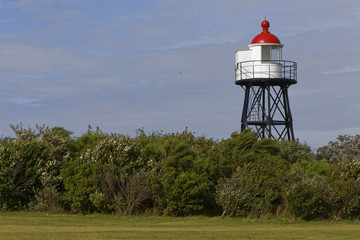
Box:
1, 124, 360, 220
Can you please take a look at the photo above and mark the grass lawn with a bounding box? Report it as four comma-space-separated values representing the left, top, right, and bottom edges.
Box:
0, 212, 360, 240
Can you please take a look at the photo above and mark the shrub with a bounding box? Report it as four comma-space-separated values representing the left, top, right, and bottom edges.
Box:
0, 128, 46, 210
317, 135, 360, 161
216, 155, 286, 217
286, 168, 333, 220
330, 158, 360, 219
162, 171, 212, 216
280, 139, 312, 164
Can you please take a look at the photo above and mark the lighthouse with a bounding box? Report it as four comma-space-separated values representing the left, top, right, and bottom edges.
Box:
235, 19, 297, 140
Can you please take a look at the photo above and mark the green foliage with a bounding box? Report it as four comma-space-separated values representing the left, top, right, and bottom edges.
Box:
89, 191, 107, 212
71, 125, 107, 157
208, 130, 273, 181
163, 141, 195, 172
216, 154, 286, 217
280, 139, 312, 164
161, 171, 212, 216
292, 160, 330, 178
286, 183, 326, 220
329, 158, 360, 219
332, 179, 360, 219
28, 172, 62, 212
317, 135, 360, 161
0, 124, 74, 211
62, 134, 150, 214
285, 168, 333, 220
251, 138, 281, 156
3, 124, 360, 220
146, 130, 214, 216
62, 159, 94, 213
0, 125, 46, 210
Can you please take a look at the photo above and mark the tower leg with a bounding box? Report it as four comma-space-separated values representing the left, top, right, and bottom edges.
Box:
241, 86, 250, 132
282, 86, 295, 140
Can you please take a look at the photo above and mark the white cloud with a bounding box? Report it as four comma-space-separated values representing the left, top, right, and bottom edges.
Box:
7, 0, 83, 13
8, 0, 56, 13
320, 66, 360, 75
7, 97, 42, 107
0, 43, 103, 74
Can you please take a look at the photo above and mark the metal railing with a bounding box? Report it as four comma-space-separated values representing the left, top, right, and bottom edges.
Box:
235, 60, 297, 81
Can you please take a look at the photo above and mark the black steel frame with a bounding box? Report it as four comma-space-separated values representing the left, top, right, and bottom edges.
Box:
236, 60, 297, 140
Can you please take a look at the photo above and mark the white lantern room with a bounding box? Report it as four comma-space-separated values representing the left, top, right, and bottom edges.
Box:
235, 20, 284, 80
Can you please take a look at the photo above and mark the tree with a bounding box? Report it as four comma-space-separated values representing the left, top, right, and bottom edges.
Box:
63, 135, 151, 214
317, 134, 360, 161
208, 130, 259, 180
279, 139, 312, 164
285, 168, 334, 220
329, 158, 360, 219
147, 131, 214, 216
0, 124, 46, 210
216, 154, 286, 217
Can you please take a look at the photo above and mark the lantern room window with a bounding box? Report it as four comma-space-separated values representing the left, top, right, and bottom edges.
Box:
261, 46, 282, 62
261, 46, 270, 61
271, 47, 282, 61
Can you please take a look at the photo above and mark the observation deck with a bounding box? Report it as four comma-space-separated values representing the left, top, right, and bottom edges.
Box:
235, 60, 297, 86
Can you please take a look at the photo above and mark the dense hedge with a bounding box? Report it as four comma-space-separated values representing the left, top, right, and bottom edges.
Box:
1, 124, 360, 220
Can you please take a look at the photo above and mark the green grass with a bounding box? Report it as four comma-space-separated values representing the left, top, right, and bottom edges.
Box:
1, 212, 360, 240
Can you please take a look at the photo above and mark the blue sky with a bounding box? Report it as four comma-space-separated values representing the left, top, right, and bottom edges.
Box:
0, 0, 359, 148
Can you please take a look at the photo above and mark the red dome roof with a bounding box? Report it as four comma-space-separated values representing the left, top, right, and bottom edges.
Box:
251, 20, 281, 44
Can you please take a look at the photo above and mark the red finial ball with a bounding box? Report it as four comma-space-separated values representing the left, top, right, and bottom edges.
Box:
261, 20, 270, 30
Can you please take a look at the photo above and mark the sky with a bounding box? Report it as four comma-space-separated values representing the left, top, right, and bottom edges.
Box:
0, 0, 359, 149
